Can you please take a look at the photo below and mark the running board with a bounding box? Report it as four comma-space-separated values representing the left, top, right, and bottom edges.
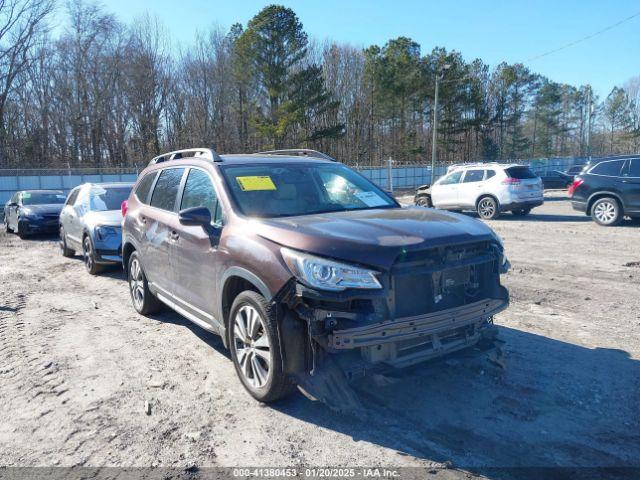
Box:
155, 291, 218, 333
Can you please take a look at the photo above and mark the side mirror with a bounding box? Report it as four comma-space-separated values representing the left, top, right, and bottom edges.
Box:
179, 206, 211, 227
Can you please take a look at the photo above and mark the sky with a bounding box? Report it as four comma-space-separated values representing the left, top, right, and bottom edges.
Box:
75, 0, 639, 98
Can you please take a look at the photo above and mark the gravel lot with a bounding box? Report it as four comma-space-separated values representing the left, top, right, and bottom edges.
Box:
1, 191, 639, 476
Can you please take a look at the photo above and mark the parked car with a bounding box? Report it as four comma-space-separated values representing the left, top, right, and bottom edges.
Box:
121, 148, 510, 406
569, 157, 640, 226
59, 182, 133, 274
3, 190, 66, 238
537, 170, 572, 189
414, 163, 543, 220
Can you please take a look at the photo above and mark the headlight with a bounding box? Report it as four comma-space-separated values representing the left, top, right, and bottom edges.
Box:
95, 225, 118, 241
281, 247, 382, 291
20, 212, 41, 220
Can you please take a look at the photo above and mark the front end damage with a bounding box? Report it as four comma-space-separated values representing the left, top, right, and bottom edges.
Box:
276, 240, 509, 411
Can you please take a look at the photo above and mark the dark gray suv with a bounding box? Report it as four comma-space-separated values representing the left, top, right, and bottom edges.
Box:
122, 148, 510, 407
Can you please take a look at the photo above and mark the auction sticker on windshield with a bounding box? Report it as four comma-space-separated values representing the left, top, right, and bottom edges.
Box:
236, 176, 277, 191
355, 191, 388, 207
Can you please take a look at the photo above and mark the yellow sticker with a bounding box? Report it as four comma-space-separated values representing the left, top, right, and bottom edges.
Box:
236, 176, 277, 191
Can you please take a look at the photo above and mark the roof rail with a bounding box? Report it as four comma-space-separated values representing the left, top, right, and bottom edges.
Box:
149, 147, 223, 165
446, 162, 507, 172
256, 149, 337, 162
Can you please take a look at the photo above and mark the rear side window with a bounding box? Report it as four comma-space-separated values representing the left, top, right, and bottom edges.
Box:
135, 172, 157, 204
625, 159, 640, 177
505, 166, 537, 179
180, 169, 222, 224
462, 170, 484, 183
590, 160, 625, 177
485, 170, 496, 179
150, 168, 185, 211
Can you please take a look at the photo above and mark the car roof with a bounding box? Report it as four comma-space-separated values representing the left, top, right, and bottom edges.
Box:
449, 163, 524, 171
588, 155, 638, 165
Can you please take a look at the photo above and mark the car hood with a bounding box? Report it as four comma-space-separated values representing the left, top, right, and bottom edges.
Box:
21, 204, 64, 216
84, 210, 123, 228
253, 207, 499, 270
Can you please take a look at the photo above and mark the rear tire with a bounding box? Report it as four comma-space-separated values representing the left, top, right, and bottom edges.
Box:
59, 227, 75, 257
512, 208, 531, 216
83, 235, 104, 275
127, 251, 163, 315
228, 291, 296, 403
591, 197, 621, 226
477, 196, 499, 220
4, 218, 13, 233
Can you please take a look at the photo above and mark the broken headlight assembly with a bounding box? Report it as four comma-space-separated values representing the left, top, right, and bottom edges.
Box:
281, 247, 382, 292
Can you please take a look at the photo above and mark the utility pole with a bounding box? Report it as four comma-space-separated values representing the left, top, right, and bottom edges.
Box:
430, 76, 440, 185
430, 64, 451, 185
586, 87, 592, 161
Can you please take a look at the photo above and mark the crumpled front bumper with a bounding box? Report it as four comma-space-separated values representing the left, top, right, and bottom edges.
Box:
327, 297, 507, 369
328, 298, 506, 350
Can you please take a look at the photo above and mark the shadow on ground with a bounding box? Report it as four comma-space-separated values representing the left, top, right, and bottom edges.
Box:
159, 310, 640, 476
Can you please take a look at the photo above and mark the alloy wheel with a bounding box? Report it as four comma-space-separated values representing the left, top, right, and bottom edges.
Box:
233, 305, 271, 389
594, 201, 617, 225
129, 257, 145, 310
478, 198, 496, 219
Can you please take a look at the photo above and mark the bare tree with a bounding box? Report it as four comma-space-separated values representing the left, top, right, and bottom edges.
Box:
0, 0, 53, 166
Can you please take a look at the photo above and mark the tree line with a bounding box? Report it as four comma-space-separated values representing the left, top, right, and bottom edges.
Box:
1, 0, 639, 169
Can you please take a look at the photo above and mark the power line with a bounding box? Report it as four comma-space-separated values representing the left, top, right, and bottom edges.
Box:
524, 10, 640, 63
440, 9, 640, 86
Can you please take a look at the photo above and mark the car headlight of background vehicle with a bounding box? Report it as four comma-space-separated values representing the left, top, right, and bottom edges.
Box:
281, 247, 382, 291
19, 210, 42, 220
95, 225, 119, 241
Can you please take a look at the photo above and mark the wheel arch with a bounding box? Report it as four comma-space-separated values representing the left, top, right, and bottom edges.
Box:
476, 193, 500, 209
586, 191, 624, 215
122, 240, 137, 273
218, 267, 273, 345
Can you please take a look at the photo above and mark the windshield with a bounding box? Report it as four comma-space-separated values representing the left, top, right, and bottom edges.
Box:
21, 192, 66, 205
89, 186, 132, 212
221, 163, 397, 218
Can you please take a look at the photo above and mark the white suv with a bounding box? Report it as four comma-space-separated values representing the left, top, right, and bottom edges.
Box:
415, 163, 544, 219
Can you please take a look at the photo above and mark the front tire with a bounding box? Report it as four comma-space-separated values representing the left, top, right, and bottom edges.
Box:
477, 196, 500, 220
59, 227, 75, 257
591, 197, 621, 226
15, 220, 28, 239
415, 195, 432, 207
83, 235, 103, 275
229, 291, 295, 402
127, 251, 163, 315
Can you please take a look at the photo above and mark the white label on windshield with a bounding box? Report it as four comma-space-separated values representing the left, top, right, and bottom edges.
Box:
355, 191, 388, 207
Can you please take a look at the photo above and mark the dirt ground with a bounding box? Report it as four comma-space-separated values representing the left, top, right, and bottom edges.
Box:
0, 191, 639, 476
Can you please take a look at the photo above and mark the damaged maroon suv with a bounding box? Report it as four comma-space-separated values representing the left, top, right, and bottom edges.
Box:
122, 148, 510, 407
